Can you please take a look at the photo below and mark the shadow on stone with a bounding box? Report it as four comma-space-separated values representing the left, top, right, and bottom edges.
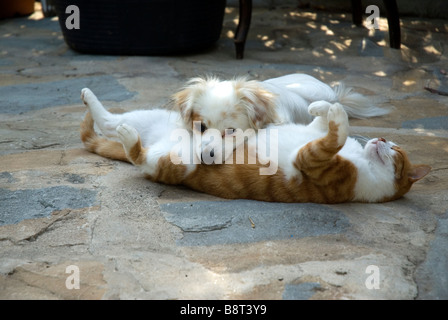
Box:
161, 200, 350, 246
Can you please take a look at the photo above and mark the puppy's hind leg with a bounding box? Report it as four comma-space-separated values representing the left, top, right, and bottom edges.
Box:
81, 88, 120, 138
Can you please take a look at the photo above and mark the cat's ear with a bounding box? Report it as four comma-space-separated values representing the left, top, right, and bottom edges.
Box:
408, 164, 431, 183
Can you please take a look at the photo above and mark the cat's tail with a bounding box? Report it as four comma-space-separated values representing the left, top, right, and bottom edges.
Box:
80, 111, 131, 163
333, 82, 390, 119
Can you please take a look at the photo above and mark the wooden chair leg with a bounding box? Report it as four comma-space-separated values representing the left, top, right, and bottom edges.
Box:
234, 0, 252, 59
383, 0, 401, 49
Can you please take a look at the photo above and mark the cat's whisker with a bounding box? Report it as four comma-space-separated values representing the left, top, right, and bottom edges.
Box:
350, 135, 370, 147
383, 152, 394, 163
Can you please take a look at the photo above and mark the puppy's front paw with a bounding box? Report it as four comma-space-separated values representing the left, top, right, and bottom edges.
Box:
117, 124, 139, 149
308, 100, 332, 117
327, 103, 349, 146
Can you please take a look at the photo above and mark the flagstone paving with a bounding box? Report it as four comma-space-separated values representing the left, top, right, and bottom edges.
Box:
1, 4, 447, 299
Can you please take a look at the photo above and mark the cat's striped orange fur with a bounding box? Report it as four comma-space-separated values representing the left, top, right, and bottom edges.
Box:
79, 87, 430, 204
80, 112, 129, 163
81, 112, 361, 203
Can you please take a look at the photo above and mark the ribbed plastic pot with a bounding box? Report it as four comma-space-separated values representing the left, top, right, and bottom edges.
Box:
54, 0, 226, 55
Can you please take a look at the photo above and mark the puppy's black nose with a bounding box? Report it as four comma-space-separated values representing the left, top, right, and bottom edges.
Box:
201, 149, 215, 164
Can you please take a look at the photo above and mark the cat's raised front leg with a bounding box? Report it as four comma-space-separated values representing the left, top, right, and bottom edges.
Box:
116, 123, 146, 165
327, 102, 349, 147
294, 102, 349, 174
307, 100, 332, 131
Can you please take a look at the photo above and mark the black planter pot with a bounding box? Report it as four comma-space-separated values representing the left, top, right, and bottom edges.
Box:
54, 0, 226, 55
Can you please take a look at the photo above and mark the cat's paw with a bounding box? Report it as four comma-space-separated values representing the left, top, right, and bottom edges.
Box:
81, 88, 96, 106
308, 100, 332, 117
327, 103, 349, 146
327, 103, 348, 123
117, 124, 139, 149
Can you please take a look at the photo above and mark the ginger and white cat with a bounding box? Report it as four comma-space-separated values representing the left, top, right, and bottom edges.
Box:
80, 88, 430, 204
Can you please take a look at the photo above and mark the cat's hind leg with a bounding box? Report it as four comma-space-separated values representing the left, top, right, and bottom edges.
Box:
80, 111, 130, 162
81, 88, 121, 138
116, 123, 196, 185
116, 123, 146, 165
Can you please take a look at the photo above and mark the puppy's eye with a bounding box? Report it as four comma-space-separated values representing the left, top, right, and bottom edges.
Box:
225, 128, 236, 135
200, 123, 207, 133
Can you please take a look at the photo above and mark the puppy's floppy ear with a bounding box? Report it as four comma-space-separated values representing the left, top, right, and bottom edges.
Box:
172, 77, 210, 127
172, 88, 193, 125
234, 79, 278, 129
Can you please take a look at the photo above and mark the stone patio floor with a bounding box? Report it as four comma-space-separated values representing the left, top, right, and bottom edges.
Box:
0, 4, 447, 300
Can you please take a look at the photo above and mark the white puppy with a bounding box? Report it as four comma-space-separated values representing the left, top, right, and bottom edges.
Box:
172, 73, 389, 136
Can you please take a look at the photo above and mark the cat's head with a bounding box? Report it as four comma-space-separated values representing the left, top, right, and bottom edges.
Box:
364, 137, 431, 201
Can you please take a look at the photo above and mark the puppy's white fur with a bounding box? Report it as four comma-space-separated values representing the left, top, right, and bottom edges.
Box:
172, 73, 389, 163
173, 73, 389, 134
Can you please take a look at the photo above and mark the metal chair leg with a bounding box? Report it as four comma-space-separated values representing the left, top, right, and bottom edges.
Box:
234, 0, 252, 59
351, 0, 363, 26
383, 0, 401, 49
351, 0, 400, 49
233, 0, 399, 58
